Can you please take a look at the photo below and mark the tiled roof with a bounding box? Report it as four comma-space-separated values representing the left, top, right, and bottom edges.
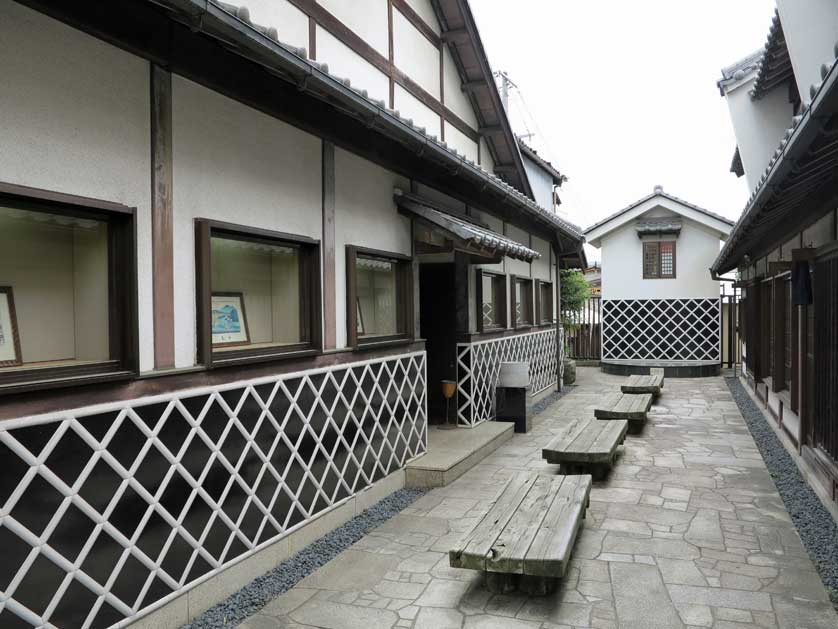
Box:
517, 140, 565, 186
713, 35, 838, 273
635, 219, 682, 236
206, 1, 583, 242
395, 191, 540, 261
717, 50, 763, 95
750, 10, 795, 100
585, 187, 734, 236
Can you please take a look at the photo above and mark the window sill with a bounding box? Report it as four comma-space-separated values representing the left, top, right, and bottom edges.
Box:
210, 346, 320, 368
0, 367, 134, 397
355, 337, 415, 351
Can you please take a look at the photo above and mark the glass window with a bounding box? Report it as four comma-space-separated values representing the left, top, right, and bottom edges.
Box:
210, 234, 305, 352
515, 278, 533, 327
347, 247, 412, 346
480, 272, 505, 329
0, 207, 109, 369
0, 190, 136, 393
643, 241, 676, 279
356, 256, 398, 338
539, 281, 554, 324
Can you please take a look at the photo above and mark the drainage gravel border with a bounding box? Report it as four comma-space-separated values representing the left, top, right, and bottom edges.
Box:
180, 487, 427, 629
725, 376, 838, 606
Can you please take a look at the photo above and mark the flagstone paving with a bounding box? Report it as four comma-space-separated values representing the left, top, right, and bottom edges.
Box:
240, 368, 838, 628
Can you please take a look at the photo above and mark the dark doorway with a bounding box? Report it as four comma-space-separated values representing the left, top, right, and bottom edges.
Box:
420, 263, 458, 425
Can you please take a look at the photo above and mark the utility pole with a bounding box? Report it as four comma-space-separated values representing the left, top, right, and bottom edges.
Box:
494, 70, 516, 112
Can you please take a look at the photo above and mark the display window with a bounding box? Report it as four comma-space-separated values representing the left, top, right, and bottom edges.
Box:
513, 276, 533, 328
346, 246, 413, 347
196, 220, 321, 366
0, 183, 137, 393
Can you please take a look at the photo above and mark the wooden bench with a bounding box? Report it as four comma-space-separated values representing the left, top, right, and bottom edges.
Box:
594, 392, 653, 433
621, 373, 665, 397
449, 471, 591, 595
541, 418, 627, 479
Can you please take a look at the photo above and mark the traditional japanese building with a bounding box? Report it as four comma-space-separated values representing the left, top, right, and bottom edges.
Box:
0, 0, 584, 626
715, 1, 838, 512
585, 187, 733, 376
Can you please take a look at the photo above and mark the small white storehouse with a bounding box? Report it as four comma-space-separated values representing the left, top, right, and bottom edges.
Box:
584, 187, 733, 375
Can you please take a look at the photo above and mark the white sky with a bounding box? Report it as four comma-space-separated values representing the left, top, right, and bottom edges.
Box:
471, 0, 776, 261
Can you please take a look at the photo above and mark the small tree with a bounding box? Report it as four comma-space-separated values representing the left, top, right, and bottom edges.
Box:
559, 269, 591, 356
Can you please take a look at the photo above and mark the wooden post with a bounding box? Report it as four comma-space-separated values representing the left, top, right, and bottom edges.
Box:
151, 64, 175, 369
322, 142, 336, 349
454, 251, 470, 334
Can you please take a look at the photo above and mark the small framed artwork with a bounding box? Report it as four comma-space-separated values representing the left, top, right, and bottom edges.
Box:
0, 286, 22, 368
211, 292, 250, 348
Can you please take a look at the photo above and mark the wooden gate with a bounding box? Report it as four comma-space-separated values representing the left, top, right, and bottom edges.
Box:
563, 296, 601, 360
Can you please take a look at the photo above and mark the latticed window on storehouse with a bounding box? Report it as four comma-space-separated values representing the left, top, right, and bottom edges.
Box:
643, 241, 676, 279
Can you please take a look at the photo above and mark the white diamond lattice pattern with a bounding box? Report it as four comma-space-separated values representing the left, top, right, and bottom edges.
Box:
0, 352, 427, 629
602, 299, 721, 361
456, 328, 562, 427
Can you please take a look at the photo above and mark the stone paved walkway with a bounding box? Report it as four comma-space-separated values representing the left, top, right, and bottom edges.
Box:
240, 368, 838, 628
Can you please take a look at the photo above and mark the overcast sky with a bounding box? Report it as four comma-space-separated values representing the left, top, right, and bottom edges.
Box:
471, 0, 776, 259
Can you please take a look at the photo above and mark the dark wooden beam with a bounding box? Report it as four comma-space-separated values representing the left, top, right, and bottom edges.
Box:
461, 80, 485, 93
150, 64, 175, 369
479, 124, 502, 135
441, 28, 468, 43
454, 250, 470, 334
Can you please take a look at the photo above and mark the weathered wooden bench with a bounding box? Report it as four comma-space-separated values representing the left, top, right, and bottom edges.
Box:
594, 392, 653, 433
621, 373, 665, 397
449, 471, 592, 595
541, 417, 627, 479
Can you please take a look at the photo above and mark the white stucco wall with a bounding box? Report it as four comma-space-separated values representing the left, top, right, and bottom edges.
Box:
319, 0, 389, 58
522, 155, 555, 213
171, 76, 322, 368
724, 77, 793, 190
532, 236, 551, 281
479, 137, 495, 171
395, 85, 442, 138
402, 0, 440, 35
444, 122, 479, 163
776, 0, 838, 107
600, 216, 721, 300
443, 47, 479, 129
505, 225, 531, 278
393, 10, 439, 99
316, 28, 390, 104
0, 1, 154, 371
334, 149, 411, 349
242, 0, 309, 50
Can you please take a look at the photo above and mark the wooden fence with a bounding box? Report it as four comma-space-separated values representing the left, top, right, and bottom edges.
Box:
562, 296, 601, 360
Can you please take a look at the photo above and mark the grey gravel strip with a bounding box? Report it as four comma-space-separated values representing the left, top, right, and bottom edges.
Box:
725, 377, 838, 606
180, 487, 427, 628
528, 385, 573, 417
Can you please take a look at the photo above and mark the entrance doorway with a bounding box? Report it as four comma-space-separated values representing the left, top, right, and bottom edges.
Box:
420, 263, 458, 425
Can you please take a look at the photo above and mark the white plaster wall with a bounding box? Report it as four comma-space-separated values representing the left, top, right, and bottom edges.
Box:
402, 0, 440, 35
724, 79, 793, 190
479, 137, 495, 171
505, 225, 532, 278
394, 85, 442, 138
241, 0, 309, 50
334, 149, 411, 349
473, 211, 505, 275
393, 11, 439, 99
522, 155, 555, 213
444, 122, 479, 163
776, 0, 838, 107
600, 219, 721, 300
316, 28, 390, 104
0, 1, 153, 371
532, 236, 551, 281
443, 47, 479, 129
319, 0, 389, 57
172, 77, 322, 368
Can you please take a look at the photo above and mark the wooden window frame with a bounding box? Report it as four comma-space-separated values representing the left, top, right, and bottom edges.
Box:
196, 219, 322, 369
511, 275, 534, 329
642, 240, 677, 279
0, 182, 138, 395
536, 280, 554, 326
475, 269, 507, 333
346, 245, 413, 349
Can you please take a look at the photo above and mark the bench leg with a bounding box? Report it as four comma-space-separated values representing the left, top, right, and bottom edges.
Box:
627, 421, 645, 436
519, 575, 560, 596
485, 571, 520, 594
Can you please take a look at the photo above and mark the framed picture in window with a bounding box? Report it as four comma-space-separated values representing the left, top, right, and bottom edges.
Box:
0, 287, 22, 368
211, 292, 250, 347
